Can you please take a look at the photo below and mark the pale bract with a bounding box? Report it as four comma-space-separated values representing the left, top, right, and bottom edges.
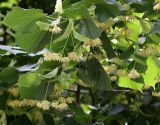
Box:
153, 2, 160, 10
55, 0, 63, 14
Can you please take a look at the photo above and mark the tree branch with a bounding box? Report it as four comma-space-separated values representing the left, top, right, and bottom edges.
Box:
76, 84, 81, 104
89, 88, 95, 106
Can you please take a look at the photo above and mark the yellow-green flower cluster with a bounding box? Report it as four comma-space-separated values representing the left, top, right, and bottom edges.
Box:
7, 87, 19, 97
104, 62, 140, 80
118, 15, 136, 22
50, 97, 74, 110
36, 96, 74, 110
104, 64, 117, 74
128, 69, 140, 79
96, 18, 115, 30
110, 76, 117, 81
152, 92, 160, 97
78, 80, 92, 87
51, 84, 74, 110
40, 84, 74, 110
154, 2, 160, 10
49, 25, 62, 34
96, 22, 111, 30
84, 38, 102, 47
36, 100, 50, 110
8, 99, 37, 108
68, 52, 80, 62
136, 45, 158, 57
43, 52, 81, 62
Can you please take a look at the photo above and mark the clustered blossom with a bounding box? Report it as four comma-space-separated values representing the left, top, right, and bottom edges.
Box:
84, 38, 102, 47
7, 85, 74, 111
50, 97, 74, 110
136, 45, 157, 57
104, 64, 117, 74
49, 84, 74, 110
43, 51, 81, 63
104, 60, 141, 80
110, 76, 117, 81
52, 53, 62, 61
96, 18, 115, 30
68, 52, 80, 61
49, 25, 62, 34
36, 97, 73, 111
7, 87, 19, 97
152, 92, 160, 97
55, 0, 63, 14
60, 57, 70, 63
43, 52, 53, 61
8, 99, 37, 108
78, 80, 92, 87
128, 69, 140, 79
118, 15, 136, 22
50, 102, 67, 110
153, 2, 160, 10
36, 100, 50, 110
96, 22, 111, 30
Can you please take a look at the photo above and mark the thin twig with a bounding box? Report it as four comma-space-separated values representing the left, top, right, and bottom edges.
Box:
89, 88, 95, 106
112, 89, 130, 93
76, 84, 81, 104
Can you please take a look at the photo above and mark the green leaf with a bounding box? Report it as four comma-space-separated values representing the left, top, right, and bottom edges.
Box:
126, 19, 141, 41
150, 22, 160, 34
19, 82, 54, 100
44, 68, 58, 78
51, 19, 74, 52
3, 7, 45, 33
15, 30, 50, 53
3, 7, 51, 53
43, 113, 55, 125
9, 115, 32, 125
0, 93, 9, 110
115, 38, 130, 51
36, 21, 51, 31
100, 32, 116, 59
53, 19, 74, 43
119, 45, 134, 60
96, 3, 120, 22
132, 55, 147, 66
73, 29, 90, 42
57, 72, 77, 89
118, 76, 144, 91
149, 34, 160, 43
17, 72, 41, 87
140, 19, 151, 34
74, 114, 92, 125
77, 57, 112, 90
78, 13, 102, 39
81, 103, 91, 114
63, 4, 87, 19
0, 67, 19, 85
143, 57, 160, 89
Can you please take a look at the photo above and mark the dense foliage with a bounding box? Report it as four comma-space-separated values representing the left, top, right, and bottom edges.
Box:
1, 0, 160, 124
